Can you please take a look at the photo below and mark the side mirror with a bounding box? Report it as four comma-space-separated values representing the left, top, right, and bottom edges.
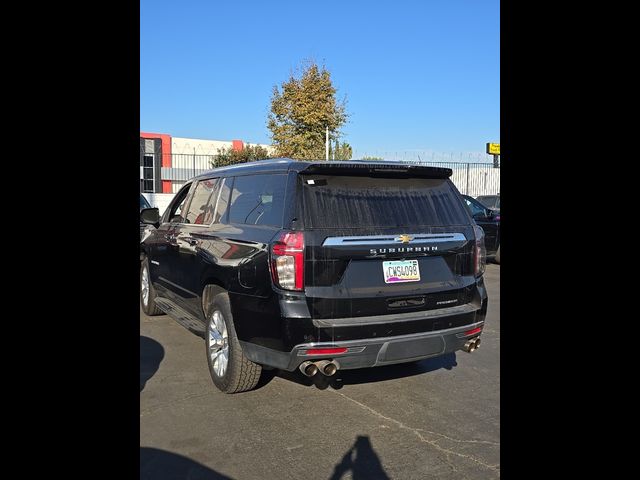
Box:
140, 207, 160, 227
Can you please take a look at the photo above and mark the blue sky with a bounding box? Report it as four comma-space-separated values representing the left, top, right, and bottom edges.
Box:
141, 0, 499, 158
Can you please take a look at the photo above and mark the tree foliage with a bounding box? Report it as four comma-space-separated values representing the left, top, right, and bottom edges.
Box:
360, 156, 384, 161
268, 61, 348, 160
211, 144, 272, 168
331, 140, 353, 160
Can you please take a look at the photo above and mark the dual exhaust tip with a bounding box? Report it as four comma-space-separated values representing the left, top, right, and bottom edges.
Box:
463, 337, 481, 353
299, 360, 339, 377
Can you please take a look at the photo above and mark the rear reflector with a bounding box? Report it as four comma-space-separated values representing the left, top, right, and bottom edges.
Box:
463, 327, 483, 336
303, 348, 348, 356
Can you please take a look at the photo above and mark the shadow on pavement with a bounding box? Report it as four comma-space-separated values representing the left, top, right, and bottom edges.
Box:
140, 447, 232, 480
330, 435, 390, 480
274, 352, 457, 390
140, 336, 164, 392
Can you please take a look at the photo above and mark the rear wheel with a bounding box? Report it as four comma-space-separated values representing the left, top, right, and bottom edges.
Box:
140, 257, 163, 316
205, 293, 262, 393
494, 245, 500, 264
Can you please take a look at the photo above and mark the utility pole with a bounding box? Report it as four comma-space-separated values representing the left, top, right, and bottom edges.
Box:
325, 126, 329, 160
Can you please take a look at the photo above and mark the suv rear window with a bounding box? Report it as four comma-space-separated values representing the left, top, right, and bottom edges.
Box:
301, 175, 469, 228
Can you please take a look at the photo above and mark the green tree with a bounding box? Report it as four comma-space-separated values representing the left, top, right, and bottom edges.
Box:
211, 144, 272, 168
361, 156, 384, 161
333, 140, 352, 160
268, 61, 348, 160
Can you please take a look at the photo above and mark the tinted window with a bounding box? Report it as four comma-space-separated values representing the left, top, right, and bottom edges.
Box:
212, 178, 231, 224
464, 197, 486, 216
302, 175, 469, 228
228, 174, 287, 226
477, 196, 498, 209
167, 183, 191, 223
140, 195, 151, 210
185, 178, 219, 225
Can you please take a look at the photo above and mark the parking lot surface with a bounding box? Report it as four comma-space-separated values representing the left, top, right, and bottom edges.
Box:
141, 264, 500, 479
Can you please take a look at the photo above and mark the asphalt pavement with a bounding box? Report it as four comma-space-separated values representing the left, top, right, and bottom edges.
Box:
140, 264, 500, 480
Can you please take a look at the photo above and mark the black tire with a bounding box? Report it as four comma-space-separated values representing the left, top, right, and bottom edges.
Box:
140, 257, 163, 316
494, 245, 500, 264
205, 293, 261, 393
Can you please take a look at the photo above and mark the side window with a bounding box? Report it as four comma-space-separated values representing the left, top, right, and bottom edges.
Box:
228, 174, 287, 226
212, 177, 231, 224
167, 184, 192, 223
184, 178, 219, 225
465, 198, 485, 217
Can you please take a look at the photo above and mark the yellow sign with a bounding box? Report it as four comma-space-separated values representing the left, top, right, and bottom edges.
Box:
486, 143, 500, 155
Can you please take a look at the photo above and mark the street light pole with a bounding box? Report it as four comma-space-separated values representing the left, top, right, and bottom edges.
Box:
325, 126, 329, 160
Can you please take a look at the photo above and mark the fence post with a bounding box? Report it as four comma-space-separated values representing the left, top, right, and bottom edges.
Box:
193, 148, 196, 178
465, 162, 470, 195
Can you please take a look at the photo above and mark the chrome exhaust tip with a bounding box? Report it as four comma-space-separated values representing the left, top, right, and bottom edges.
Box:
299, 361, 318, 377
473, 337, 481, 350
463, 339, 476, 353
323, 361, 339, 376
314, 360, 339, 376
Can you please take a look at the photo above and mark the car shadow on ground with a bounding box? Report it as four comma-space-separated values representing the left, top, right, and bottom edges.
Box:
265, 352, 457, 391
140, 336, 165, 392
140, 447, 232, 480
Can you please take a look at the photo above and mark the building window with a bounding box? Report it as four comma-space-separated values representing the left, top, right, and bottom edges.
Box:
140, 154, 155, 192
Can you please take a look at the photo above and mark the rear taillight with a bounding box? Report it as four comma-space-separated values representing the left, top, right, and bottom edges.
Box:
473, 225, 486, 277
271, 231, 305, 291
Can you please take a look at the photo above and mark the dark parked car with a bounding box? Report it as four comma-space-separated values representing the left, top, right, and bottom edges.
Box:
140, 159, 489, 393
476, 194, 500, 212
462, 195, 500, 264
140, 194, 152, 239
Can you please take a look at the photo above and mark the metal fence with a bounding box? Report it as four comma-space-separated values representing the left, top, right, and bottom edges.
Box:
392, 160, 500, 197
140, 152, 499, 197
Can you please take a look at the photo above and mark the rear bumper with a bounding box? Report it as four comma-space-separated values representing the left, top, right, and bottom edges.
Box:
236, 277, 488, 370
240, 319, 485, 372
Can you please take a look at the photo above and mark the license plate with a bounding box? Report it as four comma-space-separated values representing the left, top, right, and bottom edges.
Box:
383, 260, 421, 284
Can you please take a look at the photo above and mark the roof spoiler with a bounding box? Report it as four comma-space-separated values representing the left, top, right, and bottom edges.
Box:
299, 161, 452, 178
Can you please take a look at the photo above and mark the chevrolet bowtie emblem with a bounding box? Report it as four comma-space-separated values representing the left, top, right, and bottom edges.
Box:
396, 234, 413, 244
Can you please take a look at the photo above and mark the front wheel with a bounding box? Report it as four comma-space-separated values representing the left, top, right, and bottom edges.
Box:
205, 293, 262, 393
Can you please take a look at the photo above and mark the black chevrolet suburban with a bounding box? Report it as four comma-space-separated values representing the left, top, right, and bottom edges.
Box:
140, 159, 488, 393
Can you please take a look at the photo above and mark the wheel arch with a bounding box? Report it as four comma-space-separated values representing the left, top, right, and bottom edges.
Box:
201, 282, 228, 318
